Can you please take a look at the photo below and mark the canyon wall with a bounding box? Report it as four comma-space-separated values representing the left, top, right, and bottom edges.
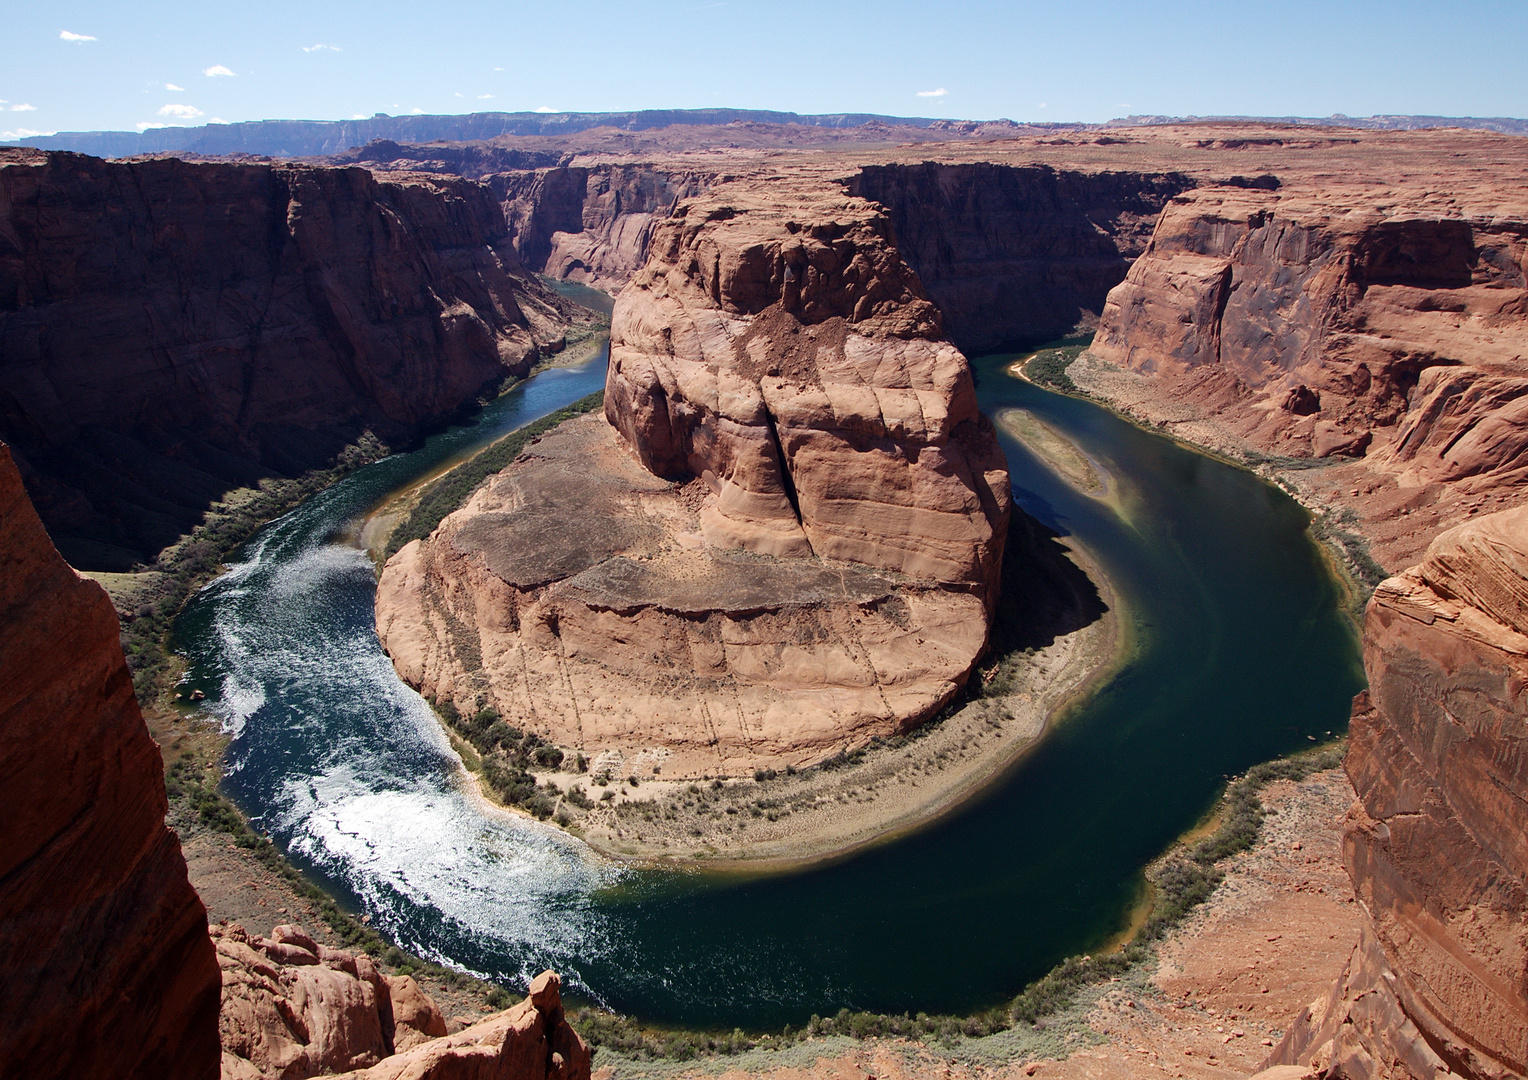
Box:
845, 162, 1192, 353
1089, 185, 1528, 477
492, 164, 717, 291
1269, 507, 1528, 1079
0, 441, 221, 1079
378, 180, 1011, 775
0, 149, 579, 569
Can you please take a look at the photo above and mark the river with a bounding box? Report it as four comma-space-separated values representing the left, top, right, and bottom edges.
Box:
173, 345, 1363, 1030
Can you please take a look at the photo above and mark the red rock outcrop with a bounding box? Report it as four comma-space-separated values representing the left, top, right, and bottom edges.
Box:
216, 922, 587, 1080
0, 440, 221, 1079
332, 971, 589, 1080
378, 180, 1010, 775
1089, 184, 1528, 482
1268, 508, 1528, 1078
215, 922, 446, 1079
0, 149, 584, 568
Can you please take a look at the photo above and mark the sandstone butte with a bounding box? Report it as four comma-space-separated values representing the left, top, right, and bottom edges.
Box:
377, 180, 1012, 776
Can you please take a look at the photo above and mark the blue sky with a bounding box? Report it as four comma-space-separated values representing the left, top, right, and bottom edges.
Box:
3, 0, 1525, 139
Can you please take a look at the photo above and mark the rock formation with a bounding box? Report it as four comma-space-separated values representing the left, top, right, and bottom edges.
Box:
1089, 184, 1528, 485
0, 440, 221, 1079
216, 922, 588, 1080
494, 165, 716, 292
845, 162, 1192, 352
0, 148, 585, 569
1267, 508, 1528, 1078
378, 181, 1010, 775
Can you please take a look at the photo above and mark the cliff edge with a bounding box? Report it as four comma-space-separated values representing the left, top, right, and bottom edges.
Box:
0, 440, 222, 1078
1268, 507, 1528, 1078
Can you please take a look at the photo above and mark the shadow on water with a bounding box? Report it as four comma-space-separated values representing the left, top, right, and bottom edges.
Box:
996, 510, 1111, 656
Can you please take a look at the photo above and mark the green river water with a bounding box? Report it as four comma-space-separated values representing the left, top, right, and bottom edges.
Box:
173, 343, 1363, 1030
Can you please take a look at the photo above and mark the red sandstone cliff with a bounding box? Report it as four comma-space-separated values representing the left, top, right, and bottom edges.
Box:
1269, 507, 1528, 1078
378, 180, 1011, 774
0, 440, 222, 1078
1089, 184, 1528, 480
0, 149, 584, 569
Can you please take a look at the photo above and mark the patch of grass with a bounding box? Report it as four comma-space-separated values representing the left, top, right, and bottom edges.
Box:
569, 740, 1348, 1060
1024, 344, 1089, 393
384, 390, 605, 559
429, 698, 568, 817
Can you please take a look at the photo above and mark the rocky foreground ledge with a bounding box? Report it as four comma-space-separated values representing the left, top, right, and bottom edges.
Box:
378, 180, 1011, 777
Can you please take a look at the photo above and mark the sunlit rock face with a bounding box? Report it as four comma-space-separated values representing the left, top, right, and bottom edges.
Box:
1269, 507, 1528, 1079
378, 180, 1010, 776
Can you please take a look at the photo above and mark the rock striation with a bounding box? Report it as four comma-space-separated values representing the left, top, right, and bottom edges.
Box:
0, 440, 221, 1079
378, 181, 1010, 775
494, 164, 716, 292
1090, 185, 1528, 483
845, 162, 1192, 353
0, 149, 583, 569
1268, 507, 1528, 1078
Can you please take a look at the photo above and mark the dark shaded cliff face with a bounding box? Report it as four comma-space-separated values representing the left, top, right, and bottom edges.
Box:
845, 162, 1193, 353
0, 441, 221, 1079
0, 150, 574, 569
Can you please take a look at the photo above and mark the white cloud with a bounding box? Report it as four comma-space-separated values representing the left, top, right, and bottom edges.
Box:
478, 94, 494, 99
352, 113, 367, 119
59, 30, 96, 42
9, 104, 37, 112
209, 117, 226, 124
533, 105, 557, 113
302, 43, 341, 52
1037, 102, 1048, 109
2, 127, 50, 140
158, 103, 205, 119
493, 66, 506, 72
165, 82, 185, 92
409, 107, 424, 114
454, 92, 464, 98
135, 122, 168, 131
203, 64, 236, 77
916, 87, 948, 98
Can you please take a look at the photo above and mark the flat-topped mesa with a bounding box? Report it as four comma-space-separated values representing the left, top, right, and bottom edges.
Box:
377, 181, 1010, 777
605, 183, 1010, 601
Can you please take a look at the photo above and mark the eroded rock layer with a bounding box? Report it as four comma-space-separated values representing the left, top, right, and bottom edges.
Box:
1090, 183, 1528, 490
379, 181, 1009, 774
0, 149, 581, 568
0, 441, 221, 1079
1269, 508, 1528, 1079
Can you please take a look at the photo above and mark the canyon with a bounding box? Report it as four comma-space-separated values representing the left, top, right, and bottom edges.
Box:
0, 148, 592, 569
2, 117, 1528, 1078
